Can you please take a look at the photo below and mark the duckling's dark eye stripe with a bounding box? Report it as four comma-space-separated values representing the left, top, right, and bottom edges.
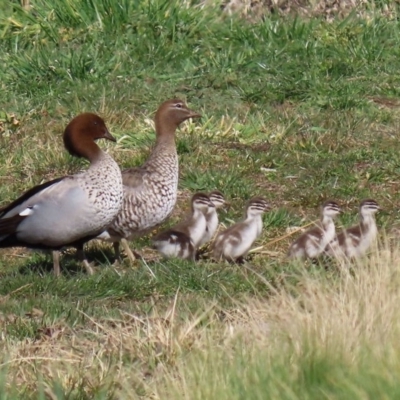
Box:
362, 203, 379, 208
196, 198, 211, 204
251, 204, 267, 210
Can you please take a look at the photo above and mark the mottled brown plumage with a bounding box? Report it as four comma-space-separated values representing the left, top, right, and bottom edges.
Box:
97, 99, 201, 262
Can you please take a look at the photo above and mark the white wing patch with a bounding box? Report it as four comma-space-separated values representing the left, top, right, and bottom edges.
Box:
19, 207, 34, 216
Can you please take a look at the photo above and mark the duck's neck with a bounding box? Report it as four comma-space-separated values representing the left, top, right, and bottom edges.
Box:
144, 121, 177, 166
244, 213, 263, 238
245, 212, 262, 225
155, 116, 178, 145
244, 206, 255, 219
206, 207, 217, 220
76, 139, 104, 164
321, 215, 334, 231
360, 214, 376, 233
192, 207, 203, 221
186, 208, 206, 245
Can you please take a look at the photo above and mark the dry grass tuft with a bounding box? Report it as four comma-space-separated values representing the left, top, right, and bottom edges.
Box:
220, 0, 400, 22
155, 243, 400, 398
3, 242, 400, 397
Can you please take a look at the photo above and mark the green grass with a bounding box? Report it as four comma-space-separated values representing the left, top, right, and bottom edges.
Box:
2, 0, 400, 398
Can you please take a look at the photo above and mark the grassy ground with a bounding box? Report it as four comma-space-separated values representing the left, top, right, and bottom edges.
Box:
1, 0, 400, 398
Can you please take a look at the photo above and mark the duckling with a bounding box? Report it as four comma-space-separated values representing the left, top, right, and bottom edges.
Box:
212, 197, 270, 262
198, 190, 227, 248
325, 199, 379, 259
152, 193, 214, 260
288, 200, 341, 259
152, 230, 195, 261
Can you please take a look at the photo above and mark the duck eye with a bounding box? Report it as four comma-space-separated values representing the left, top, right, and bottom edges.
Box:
175, 103, 183, 109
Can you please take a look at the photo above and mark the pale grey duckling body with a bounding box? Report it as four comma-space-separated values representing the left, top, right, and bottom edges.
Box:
0, 113, 123, 275
325, 199, 379, 259
198, 190, 227, 248
152, 193, 214, 260
288, 201, 341, 259
212, 197, 270, 262
97, 99, 201, 262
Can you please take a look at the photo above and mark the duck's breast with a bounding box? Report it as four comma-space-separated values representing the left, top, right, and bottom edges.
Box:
113, 170, 178, 237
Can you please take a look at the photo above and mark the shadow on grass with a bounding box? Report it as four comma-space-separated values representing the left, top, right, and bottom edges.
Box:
15, 246, 116, 276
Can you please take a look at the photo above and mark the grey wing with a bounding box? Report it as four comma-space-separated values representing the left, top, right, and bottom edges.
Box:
307, 231, 323, 245
344, 226, 362, 246
2, 177, 75, 219
5, 178, 96, 246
